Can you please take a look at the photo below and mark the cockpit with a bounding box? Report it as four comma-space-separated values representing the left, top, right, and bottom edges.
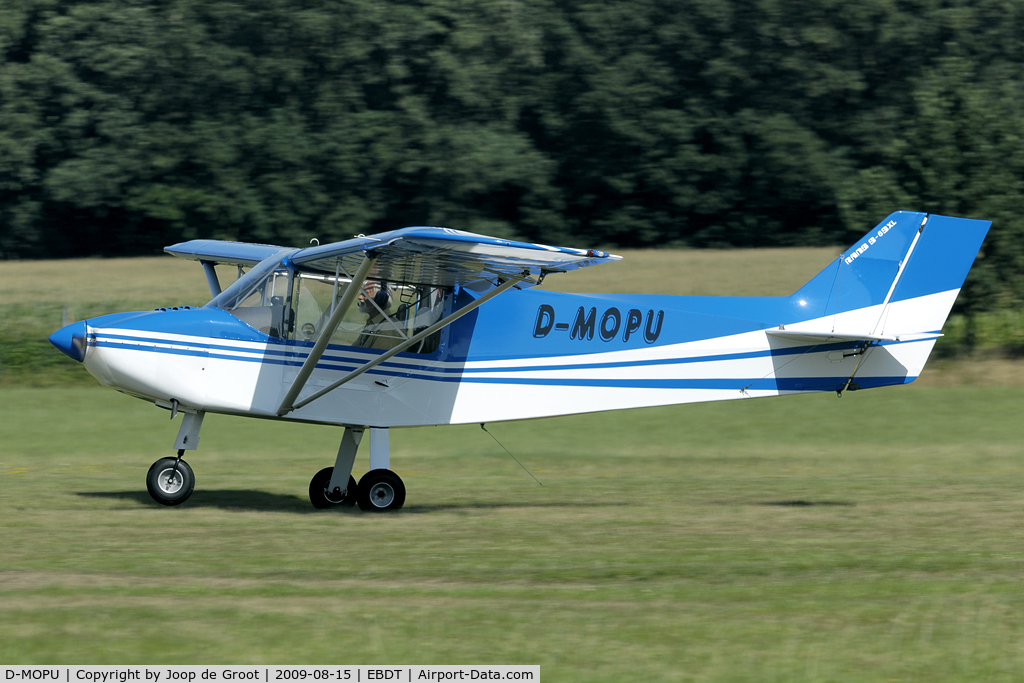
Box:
207, 253, 449, 354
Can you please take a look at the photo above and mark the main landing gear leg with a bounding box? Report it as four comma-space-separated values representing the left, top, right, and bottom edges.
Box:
309, 427, 362, 508
357, 428, 406, 512
147, 410, 204, 506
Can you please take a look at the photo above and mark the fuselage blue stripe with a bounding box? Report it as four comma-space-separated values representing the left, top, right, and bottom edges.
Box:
89, 338, 912, 390
91, 330, 901, 378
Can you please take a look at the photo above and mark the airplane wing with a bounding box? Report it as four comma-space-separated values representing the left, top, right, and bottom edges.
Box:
288, 226, 620, 287
164, 239, 291, 267
167, 227, 619, 289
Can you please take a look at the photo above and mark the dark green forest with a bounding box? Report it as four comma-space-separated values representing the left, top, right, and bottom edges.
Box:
1, 0, 1023, 309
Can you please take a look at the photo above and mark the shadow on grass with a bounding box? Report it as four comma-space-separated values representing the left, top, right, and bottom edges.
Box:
400, 501, 629, 514
77, 490, 627, 513
77, 489, 322, 512
759, 500, 856, 507
707, 499, 857, 507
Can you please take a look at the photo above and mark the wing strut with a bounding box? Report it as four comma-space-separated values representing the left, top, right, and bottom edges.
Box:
280, 273, 525, 416
276, 254, 377, 417
201, 261, 222, 297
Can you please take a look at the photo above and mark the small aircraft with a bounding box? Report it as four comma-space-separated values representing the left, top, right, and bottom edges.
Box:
49, 212, 989, 511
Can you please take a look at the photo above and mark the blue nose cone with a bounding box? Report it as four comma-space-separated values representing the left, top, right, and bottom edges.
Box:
49, 320, 88, 362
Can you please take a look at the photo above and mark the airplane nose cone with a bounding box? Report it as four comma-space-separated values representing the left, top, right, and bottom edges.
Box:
49, 320, 88, 362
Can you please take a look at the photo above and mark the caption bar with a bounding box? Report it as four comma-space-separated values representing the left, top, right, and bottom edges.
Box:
2, 667, 537, 683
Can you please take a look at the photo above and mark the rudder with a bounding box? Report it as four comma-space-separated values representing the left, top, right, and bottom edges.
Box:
879, 214, 990, 334
792, 212, 989, 337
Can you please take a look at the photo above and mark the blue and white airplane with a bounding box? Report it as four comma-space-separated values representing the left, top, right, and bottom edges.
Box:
49, 212, 989, 511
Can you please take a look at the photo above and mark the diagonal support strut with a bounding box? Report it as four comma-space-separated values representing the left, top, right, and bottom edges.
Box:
283, 274, 525, 415
277, 254, 377, 416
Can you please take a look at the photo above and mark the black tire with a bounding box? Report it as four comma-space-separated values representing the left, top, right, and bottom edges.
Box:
309, 467, 358, 508
146, 457, 195, 506
357, 469, 406, 511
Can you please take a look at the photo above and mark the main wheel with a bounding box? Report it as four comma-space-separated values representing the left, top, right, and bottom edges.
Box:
146, 457, 195, 506
309, 467, 358, 508
357, 469, 406, 511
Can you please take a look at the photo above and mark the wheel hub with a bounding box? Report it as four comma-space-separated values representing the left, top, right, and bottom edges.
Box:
368, 482, 395, 508
324, 485, 346, 504
157, 468, 184, 494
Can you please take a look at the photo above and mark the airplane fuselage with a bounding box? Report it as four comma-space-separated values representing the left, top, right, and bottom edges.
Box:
69, 285, 945, 429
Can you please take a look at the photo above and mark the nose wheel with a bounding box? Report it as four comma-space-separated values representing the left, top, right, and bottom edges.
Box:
146, 455, 195, 506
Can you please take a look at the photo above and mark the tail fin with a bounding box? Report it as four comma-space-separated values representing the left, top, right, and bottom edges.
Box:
790, 212, 990, 339
768, 212, 989, 390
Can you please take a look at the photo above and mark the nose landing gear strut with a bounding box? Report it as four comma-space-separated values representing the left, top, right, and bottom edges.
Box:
146, 408, 204, 506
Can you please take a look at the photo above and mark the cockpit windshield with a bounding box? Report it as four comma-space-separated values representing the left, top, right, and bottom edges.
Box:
209, 255, 448, 354
207, 250, 294, 312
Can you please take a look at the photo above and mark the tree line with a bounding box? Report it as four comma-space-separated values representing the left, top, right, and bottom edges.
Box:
1, 0, 1022, 310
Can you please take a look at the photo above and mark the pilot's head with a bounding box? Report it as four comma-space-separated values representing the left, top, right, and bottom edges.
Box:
358, 281, 391, 314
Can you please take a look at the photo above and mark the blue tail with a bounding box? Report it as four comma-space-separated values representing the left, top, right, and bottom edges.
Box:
793, 212, 990, 333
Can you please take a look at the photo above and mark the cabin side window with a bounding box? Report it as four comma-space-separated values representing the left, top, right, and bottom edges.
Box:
291, 272, 447, 354
215, 262, 447, 354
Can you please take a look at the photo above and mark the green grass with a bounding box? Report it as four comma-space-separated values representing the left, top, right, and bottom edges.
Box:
2, 385, 1024, 679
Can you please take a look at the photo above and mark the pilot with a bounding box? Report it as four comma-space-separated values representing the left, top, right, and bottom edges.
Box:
355, 281, 403, 349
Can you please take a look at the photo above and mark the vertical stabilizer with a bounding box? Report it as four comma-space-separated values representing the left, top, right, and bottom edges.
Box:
790, 212, 989, 337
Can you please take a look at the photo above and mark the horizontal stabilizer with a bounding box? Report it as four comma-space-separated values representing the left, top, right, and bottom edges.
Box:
765, 328, 941, 344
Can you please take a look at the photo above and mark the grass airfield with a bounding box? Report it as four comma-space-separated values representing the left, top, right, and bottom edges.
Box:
2, 249, 1024, 679
4, 386, 1024, 679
